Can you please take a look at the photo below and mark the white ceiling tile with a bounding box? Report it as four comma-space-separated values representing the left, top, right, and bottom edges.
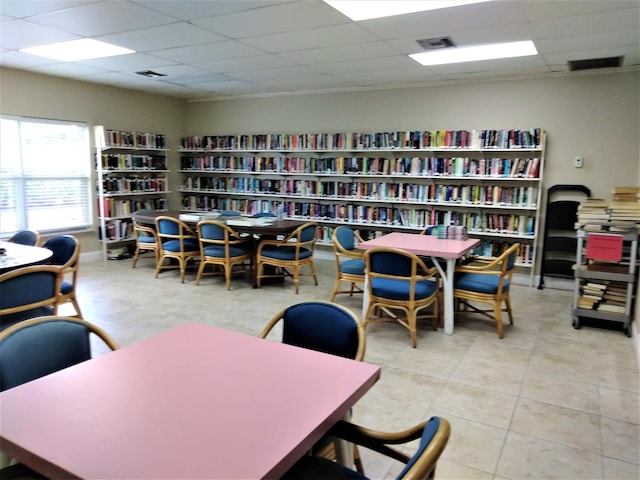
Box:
0, 0, 98, 18
0, 19, 78, 49
312, 55, 421, 75
132, 0, 288, 21
97, 23, 226, 52
536, 30, 640, 55
195, 55, 295, 74
532, 8, 640, 39
279, 41, 400, 64
335, 67, 441, 86
151, 40, 265, 64
26, 1, 176, 36
78, 53, 178, 71
230, 65, 324, 82
258, 74, 356, 91
242, 23, 378, 53
520, 0, 639, 20
192, 0, 347, 38
31, 61, 109, 77
544, 45, 640, 67
0, 50, 60, 68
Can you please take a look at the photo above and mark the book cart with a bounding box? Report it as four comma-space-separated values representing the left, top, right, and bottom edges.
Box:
571, 222, 638, 336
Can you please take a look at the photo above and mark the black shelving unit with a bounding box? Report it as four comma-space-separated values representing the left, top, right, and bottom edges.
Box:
537, 184, 591, 289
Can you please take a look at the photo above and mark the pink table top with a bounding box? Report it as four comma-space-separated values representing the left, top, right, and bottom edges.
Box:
359, 231, 479, 258
0, 323, 380, 479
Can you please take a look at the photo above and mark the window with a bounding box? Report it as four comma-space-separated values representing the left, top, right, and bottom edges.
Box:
0, 116, 92, 236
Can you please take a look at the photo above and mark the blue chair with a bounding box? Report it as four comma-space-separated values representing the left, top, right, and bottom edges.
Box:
42, 235, 83, 318
281, 416, 451, 480
259, 301, 366, 473
255, 221, 318, 294
155, 216, 200, 283
363, 247, 439, 348
8, 230, 40, 246
0, 265, 61, 331
195, 220, 254, 290
132, 210, 159, 268
453, 242, 520, 338
0, 316, 119, 391
330, 226, 365, 302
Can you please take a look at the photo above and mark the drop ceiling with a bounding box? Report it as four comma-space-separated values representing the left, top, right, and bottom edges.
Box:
1, 0, 638, 101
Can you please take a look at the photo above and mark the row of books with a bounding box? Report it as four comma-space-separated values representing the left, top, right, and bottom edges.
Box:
181, 195, 535, 236
180, 177, 538, 208
105, 129, 167, 149
180, 128, 544, 151
99, 219, 133, 241
577, 280, 628, 314
610, 186, 640, 224
99, 154, 167, 171
97, 198, 166, 218
101, 177, 167, 195
179, 155, 541, 179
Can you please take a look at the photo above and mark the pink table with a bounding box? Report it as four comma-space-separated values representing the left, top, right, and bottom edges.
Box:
0, 323, 380, 479
359, 232, 480, 335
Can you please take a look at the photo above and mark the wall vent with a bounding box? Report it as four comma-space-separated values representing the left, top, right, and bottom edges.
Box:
416, 37, 456, 50
568, 56, 624, 71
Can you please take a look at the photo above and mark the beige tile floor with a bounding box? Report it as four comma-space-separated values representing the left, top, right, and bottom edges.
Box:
69, 256, 639, 480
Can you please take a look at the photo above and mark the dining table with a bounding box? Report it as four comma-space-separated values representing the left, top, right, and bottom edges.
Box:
0, 241, 53, 274
0, 322, 380, 479
359, 231, 480, 335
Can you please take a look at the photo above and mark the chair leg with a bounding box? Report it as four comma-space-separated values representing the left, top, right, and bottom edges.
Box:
330, 278, 342, 301
195, 260, 206, 285
70, 297, 83, 319
505, 296, 514, 325
224, 264, 232, 290
494, 302, 504, 339
409, 311, 417, 348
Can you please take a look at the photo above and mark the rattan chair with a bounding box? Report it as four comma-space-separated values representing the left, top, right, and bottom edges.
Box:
330, 226, 365, 302
8, 230, 40, 247
453, 242, 520, 338
259, 301, 366, 474
155, 216, 200, 283
42, 235, 83, 318
0, 265, 62, 331
195, 220, 254, 290
282, 416, 451, 480
132, 215, 159, 268
255, 221, 318, 294
363, 247, 439, 348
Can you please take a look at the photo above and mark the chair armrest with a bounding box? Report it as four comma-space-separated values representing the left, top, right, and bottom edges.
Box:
455, 255, 503, 273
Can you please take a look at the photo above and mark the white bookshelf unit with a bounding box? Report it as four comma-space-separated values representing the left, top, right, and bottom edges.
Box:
178, 128, 545, 283
94, 126, 170, 260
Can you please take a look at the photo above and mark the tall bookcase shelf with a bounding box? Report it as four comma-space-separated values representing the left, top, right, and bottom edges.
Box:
179, 129, 544, 281
94, 126, 170, 260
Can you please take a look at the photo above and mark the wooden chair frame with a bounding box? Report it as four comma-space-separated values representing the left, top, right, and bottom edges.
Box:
330, 226, 365, 302
132, 220, 159, 268
195, 220, 254, 290
364, 247, 439, 348
453, 242, 520, 338
154, 216, 200, 283
255, 221, 318, 294
44, 235, 83, 319
0, 265, 62, 322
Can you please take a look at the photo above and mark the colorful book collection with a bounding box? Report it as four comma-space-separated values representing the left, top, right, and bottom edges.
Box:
101, 176, 167, 195
179, 155, 540, 179
179, 176, 538, 209
100, 153, 167, 171
105, 129, 166, 149
98, 197, 166, 219
180, 128, 544, 151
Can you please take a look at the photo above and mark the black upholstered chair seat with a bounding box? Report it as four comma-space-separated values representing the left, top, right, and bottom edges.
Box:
371, 277, 438, 300
340, 258, 365, 275
203, 244, 252, 258
260, 245, 311, 260
162, 239, 199, 252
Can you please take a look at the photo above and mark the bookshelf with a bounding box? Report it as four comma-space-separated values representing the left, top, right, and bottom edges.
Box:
94, 126, 170, 261
572, 223, 638, 336
178, 128, 545, 282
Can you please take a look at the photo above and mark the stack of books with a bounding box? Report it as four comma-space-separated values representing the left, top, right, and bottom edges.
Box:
577, 281, 606, 309
597, 281, 628, 314
609, 186, 640, 226
576, 198, 609, 229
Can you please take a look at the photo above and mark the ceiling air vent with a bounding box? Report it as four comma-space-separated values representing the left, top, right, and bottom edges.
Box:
416, 36, 456, 50
135, 70, 167, 78
568, 56, 624, 71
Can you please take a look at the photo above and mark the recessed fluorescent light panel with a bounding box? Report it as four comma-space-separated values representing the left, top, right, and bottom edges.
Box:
324, 0, 492, 21
410, 41, 537, 66
20, 39, 135, 62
